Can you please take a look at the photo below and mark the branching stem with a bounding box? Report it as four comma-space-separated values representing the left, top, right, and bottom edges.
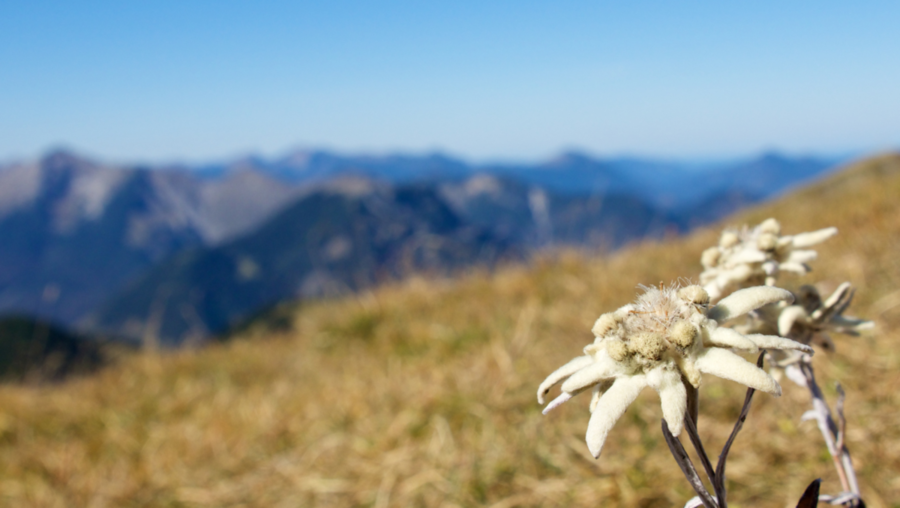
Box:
661, 419, 719, 508
664, 353, 766, 508
796, 355, 862, 506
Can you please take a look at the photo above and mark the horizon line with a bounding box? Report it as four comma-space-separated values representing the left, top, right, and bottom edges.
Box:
1, 143, 877, 170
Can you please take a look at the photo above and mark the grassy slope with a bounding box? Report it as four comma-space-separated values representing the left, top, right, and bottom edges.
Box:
1, 153, 899, 507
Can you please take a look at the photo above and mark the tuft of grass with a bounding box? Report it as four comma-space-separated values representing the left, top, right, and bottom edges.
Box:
1, 153, 899, 507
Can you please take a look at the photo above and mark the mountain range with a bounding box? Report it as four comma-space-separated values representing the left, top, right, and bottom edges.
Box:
0, 148, 839, 344
83, 181, 524, 345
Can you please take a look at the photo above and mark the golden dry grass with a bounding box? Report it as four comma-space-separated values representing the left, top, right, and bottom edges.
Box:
1, 153, 900, 507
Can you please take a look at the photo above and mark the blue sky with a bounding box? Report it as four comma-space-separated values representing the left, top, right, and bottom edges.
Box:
1, 0, 899, 163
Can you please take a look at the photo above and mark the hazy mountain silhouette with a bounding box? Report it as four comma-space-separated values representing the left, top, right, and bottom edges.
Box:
85, 180, 524, 345
0, 147, 837, 344
0, 150, 301, 324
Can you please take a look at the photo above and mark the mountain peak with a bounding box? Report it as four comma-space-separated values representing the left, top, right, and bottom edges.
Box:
40, 148, 97, 171
545, 150, 599, 167
754, 150, 789, 164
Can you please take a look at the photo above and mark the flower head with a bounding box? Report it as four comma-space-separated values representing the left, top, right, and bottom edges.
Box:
778, 282, 874, 347
537, 284, 811, 458
700, 218, 837, 302
763, 282, 875, 386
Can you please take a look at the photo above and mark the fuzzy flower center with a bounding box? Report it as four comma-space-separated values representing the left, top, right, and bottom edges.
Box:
589, 284, 709, 366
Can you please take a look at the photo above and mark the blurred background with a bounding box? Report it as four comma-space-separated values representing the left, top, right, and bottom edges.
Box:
0, 1, 899, 506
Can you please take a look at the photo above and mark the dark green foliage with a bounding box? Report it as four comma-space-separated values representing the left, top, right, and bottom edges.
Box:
0, 315, 111, 381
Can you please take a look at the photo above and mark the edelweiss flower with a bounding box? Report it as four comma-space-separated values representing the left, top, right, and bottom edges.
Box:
762, 283, 875, 386
778, 282, 874, 347
699, 218, 836, 302
537, 284, 812, 458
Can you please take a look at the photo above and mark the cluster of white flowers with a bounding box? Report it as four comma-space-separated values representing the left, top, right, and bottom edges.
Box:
537, 284, 811, 457
536, 217, 873, 504
699, 218, 836, 302
537, 218, 872, 462
702, 220, 875, 383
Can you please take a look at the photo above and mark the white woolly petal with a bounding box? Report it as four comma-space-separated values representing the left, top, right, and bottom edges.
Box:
614, 304, 635, 319
684, 496, 704, 508
708, 286, 794, 322
786, 249, 818, 264
646, 367, 687, 436
790, 227, 838, 248
676, 354, 703, 387
830, 315, 875, 331
784, 364, 808, 387
856, 321, 876, 331
586, 375, 647, 458
822, 282, 852, 310
744, 334, 813, 354
537, 355, 593, 404
589, 379, 615, 413
779, 261, 809, 274
695, 347, 782, 395
778, 305, 809, 336
723, 249, 767, 267
691, 313, 712, 327
560, 354, 626, 394
800, 410, 818, 422
542, 392, 572, 415
589, 384, 601, 413
703, 282, 723, 304
716, 265, 754, 287
707, 327, 759, 352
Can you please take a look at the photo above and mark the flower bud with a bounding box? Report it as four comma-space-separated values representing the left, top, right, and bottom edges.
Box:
628, 332, 666, 360
605, 339, 629, 362
719, 231, 740, 248
678, 285, 710, 306
759, 218, 781, 235
701, 247, 721, 268
757, 232, 778, 251
668, 320, 697, 348
591, 313, 620, 338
